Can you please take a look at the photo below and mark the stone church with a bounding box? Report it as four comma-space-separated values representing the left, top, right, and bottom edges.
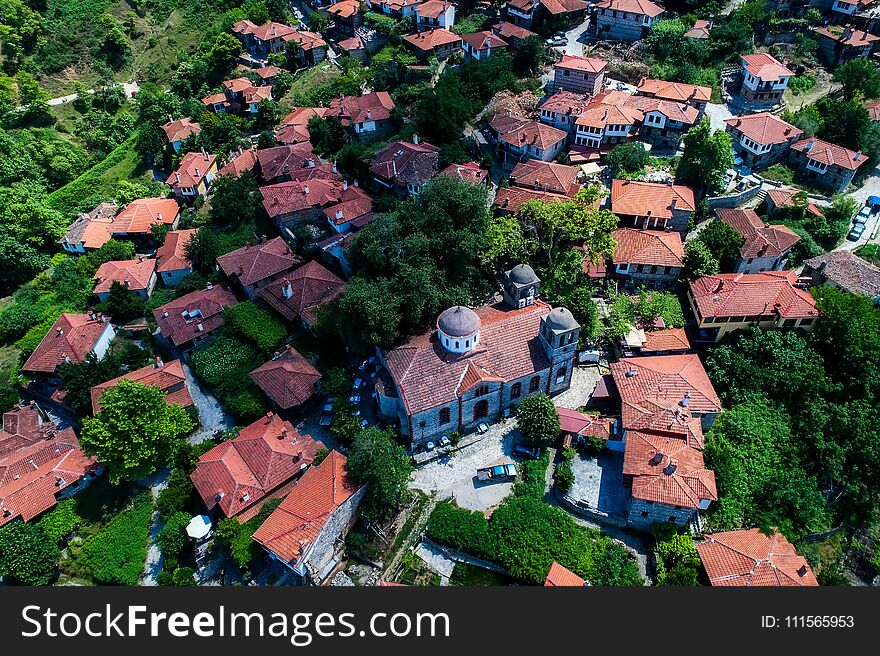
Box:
376, 264, 580, 449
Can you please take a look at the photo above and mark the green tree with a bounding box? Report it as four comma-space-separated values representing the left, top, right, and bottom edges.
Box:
815, 97, 869, 151
157, 511, 191, 561
606, 142, 649, 176
512, 35, 550, 76
306, 11, 330, 34
14, 70, 48, 107
0, 521, 60, 585
346, 428, 413, 522
683, 240, 719, 278
833, 58, 880, 101
677, 117, 735, 196
156, 468, 196, 519
99, 281, 146, 321
516, 393, 559, 448
184, 228, 220, 275
654, 532, 702, 586
698, 219, 744, 272
59, 351, 124, 417
308, 115, 345, 157
80, 379, 195, 482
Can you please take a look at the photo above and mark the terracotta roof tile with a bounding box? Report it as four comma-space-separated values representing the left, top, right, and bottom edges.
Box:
156, 229, 197, 274
494, 186, 571, 213
595, 0, 664, 16
162, 117, 201, 144
327, 0, 360, 18
113, 197, 180, 235
724, 112, 801, 146
765, 187, 824, 217
251, 450, 362, 563
439, 162, 489, 185
403, 28, 462, 52
715, 208, 800, 260
493, 21, 537, 41
554, 54, 607, 73
539, 90, 590, 118
636, 78, 711, 103
689, 271, 819, 319
696, 528, 818, 586
489, 114, 567, 150
93, 258, 156, 295
257, 260, 346, 325
539, 0, 590, 13
814, 26, 880, 47
612, 228, 684, 268
557, 407, 615, 439
790, 137, 867, 171
510, 159, 580, 195
461, 31, 508, 50
641, 328, 690, 354
190, 414, 322, 519
217, 236, 299, 287
741, 53, 794, 81
90, 359, 192, 415
250, 346, 322, 410
152, 284, 239, 347
261, 177, 348, 218
168, 151, 217, 189
544, 561, 587, 586
23, 314, 113, 374
256, 144, 331, 182
684, 19, 711, 39
233, 19, 297, 42
328, 91, 395, 126
610, 179, 696, 218
283, 30, 327, 51
60, 202, 118, 250
867, 99, 880, 122
370, 139, 441, 187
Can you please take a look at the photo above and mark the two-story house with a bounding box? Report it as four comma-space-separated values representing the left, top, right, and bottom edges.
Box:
594, 0, 664, 41
367, 0, 422, 17
250, 346, 323, 412
573, 91, 643, 151
509, 159, 580, 196
258, 260, 346, 331
739, 53, 794, 106
610, 179, 696, 234
369, 136, 441, 196
715, 208, 801, 273
550, 55, 607, 95
402, 27, 462, 61
461, 31, 509, 61
415, 1, 455, 30
505, 0, 589, 30
634, 78, 711, 118
90, 358, 193, 415
326, 0, 362, 38
492, 21, 538, 49
92, 258, 157, 302
788, 137, 867, 192
22, 313, 116, 378
814, 25, 880, 68
724, 112, 803, 170
625, 96, 700, 152
167, 151, 218, 201
538, 90, 591, 135
217, 237, 300, 300
488, 113, 568, 168
156, 229, 198, 287
607, 227, 684, 287
688, 271, 820, 343
328, 92, 397, 140
153, 283, 239, 353
162, 117, 201, 153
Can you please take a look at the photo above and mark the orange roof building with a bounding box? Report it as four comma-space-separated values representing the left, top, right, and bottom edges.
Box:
608, 227, 684, 284
814, 26, 880, 68
60, 201, 118, 253
594, 0, 664, 42
22, 313, 116, 375
328, 91, 397, 139
252, 450, 364, 582
92, 258, 157, 301
112, 197, 180, 236
696, 528, 818, 587
156, 229, 197, 286
610, 179, 696, 234
250, 346, 322, 411
190, 413, 323, 522
439, 162, 489, 185
153, 283, 239, 352
488, 114, 568, 168
90, 358, 193, 415
510, 159, 580, 196
162, 117, 201, 151
715, 208, 801, 273
402, 28, 462, 60
688, 271, 819, 343
636, 78, 711, 108
551, 55, 607, 96
740, 53, 794, 106
724, 112, 802, 170
168, 151, 218, 200
544, 561, 589, 586
217, 236, 300, 299
788, 137, 868, 193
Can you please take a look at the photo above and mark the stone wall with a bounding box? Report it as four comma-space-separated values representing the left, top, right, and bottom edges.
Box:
305, 485, 367, 585
627, 497, 694, 531
595, 12, 646, 42
706, 185, 762, 209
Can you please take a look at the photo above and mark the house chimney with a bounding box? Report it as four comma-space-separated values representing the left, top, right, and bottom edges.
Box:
679, 392, 690, 408
855, 150, 862, 161
650, 451, 664, 465
413, 133, 420, 145
267, 411, 275, 422
625, 366, 637, 377
56, 328, 64, 336
670, 197, 677, 210
343, 180, 349, 190
281, 279, 293, 298
303, 184, 309, 195
805, 139, 814, 152
157, 212, 163, 222
175, 173, 181, 183
206, 281, 213, 290
663, 459, 677, 476
335, 209, 344, 220
367, 109, 372, 120
201, 146, 207, 159
353, 180, 359, 187
194, 167, 200, 178
154, 355, 164, 368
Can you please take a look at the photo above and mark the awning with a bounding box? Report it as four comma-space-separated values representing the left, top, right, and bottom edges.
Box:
186, 515, 213, 540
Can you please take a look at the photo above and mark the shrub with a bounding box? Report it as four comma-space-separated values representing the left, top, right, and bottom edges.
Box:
606, 142, 649, 176
554, 460, 574, 493
79, 493, 153, 585
654, 533, 702, 586
190, 335, 259, 386
224, 301, 286, 354
157, 512, 191, 561
0, 521, 61, 585
426, 501, 491, 552
37, 499, 82, 543
172, 566, 196, 586
516, 449, 550, 499
516, 393, 560, 448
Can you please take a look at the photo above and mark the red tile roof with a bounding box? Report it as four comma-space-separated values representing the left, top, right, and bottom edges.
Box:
224, 77, 254, 94
156, 229, 197, 274
765, 187, 824, 218
595, 0, 664, 16
724, 112, 801, 146
623, 430, 717, 508
684, 19, 711, 39
696, 528, 818, 586
152, 284, 239, 348
283, 30, 327, 52
461, 31, 508, 50
625, 95, 699, 125
233, 19, 297, 42
493, 21, 537, 41
715, 208, 800, 260
814, 26, 880, 47
338, 36, 366, 51
93, 258, 156, 295
113, 197, 180, 235
489, 114, 568, 150
741, 53, 794, 81
328, 91, 395, 126
790, 137, 867, 171
539, 90, 590, 118
90, 358, 193, 415
327, 0, 360, 18
250, 346, 322, 410
557, 407, 615, 439
261, 178, 348, 219
510, 159, 580, 196
574, 91, 644, 129
689, 271, 819, 320
257, 260, 346, 325
611, 228, 684, 268
281, 107, 330, 127
0, 404, 99, 526
544, 561, 587, 586
416, 0, 452, 18
439, 162, 489, 185
540, 0, 589, 13
23, 313, 113, 374
219, 147, 261, 177
323, 184, 374, 225
190, 414, 323, 520
162, 117, 201, 144
636, 78, 711, 104
383, 301, 554, 415
252, 450, 362, 563
168, 151, 217, 189
370, 139, 441, 187
494, 186, 571, 213
867, 99, 880, 122
610, 179, 696, 218
641, 328, 690, 354
256, 144, 335, 182
217, 236, 299, 287
554, 54, 607, 73
403, 28, 462, 52
61, 202, 118, 250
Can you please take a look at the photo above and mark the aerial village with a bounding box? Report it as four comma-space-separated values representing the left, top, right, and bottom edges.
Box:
2, 0, 880, 589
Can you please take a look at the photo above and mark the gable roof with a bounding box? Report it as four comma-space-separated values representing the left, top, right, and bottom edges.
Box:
557, 407, 615, 439
689, 270, 819, 319
741, 53, 794, 81
804, 250, 880, 297
494, 186, 571, 213
283, 30, 327, 51
715, 208, 800, 260
510, 159, 580, 196
256, 144, 330, 182
636, 78, 711, 103
539, 90, 590, 117
790, 138, 867, 171
152, 284, 239, 347
595, 0, 664, 16
217, 236, 299, 287
90, 359, 193, 415
113, 197, 180, 235
611, 228, 684, 268
168, 151, 217, 189
544, 561, 587, 586
540, 0, 590, 13
261, 178, 348, 218
370, 139, 441, 187
623, 430, 717, 508
641, 328, 690, 354
684, 19, 711, 39
327, 0, 361, 18
440, 162, 489, 185
696, 528, 818, 586
93, 258, 156, 295
23, 314, 112, 374
724, 112, 801, 146
257, 260, 346, 325
554, 54, 607, 73
575, 91, 644, 128
219, 147, 261, 177
625, 95, 699, 125
403, 28, 462, 52
814, 25, 880, 47
765, 187, 825, 218
191, 414, 322, 521
610, 179, 696, 218
461, 31, 509, 50
156, 229, 197, 274
489, 114, 568, 150
328, 91, 396, 126
232, 19, 297, 42
250, 346, 323, 410
493, 21, 538, 40
323, 184, 374, 225
251, 450, 362, 564
60, 201, 118, 250
162, 117, 201, 144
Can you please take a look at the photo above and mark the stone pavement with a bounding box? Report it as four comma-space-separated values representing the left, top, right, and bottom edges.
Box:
414, 542, 456, 585
551, 365, 602, 410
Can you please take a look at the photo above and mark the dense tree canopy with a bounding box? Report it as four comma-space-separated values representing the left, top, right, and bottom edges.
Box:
516, 393, 560, 448
677, 118, 735, 196
346, 428, 413, 522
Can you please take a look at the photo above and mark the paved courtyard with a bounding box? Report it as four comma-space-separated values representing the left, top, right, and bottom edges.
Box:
568, 450, 628, 517
552, 365, 603, 410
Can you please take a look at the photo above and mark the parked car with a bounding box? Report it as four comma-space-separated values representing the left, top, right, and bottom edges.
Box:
477, 463, 518, 482
847, 223, 866, 241
513, 442, 541, 459
854, 206, 870, 225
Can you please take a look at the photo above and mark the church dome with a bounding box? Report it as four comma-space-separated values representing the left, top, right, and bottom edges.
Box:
437, 306, 480, 337
509, 263, 538, 285
545, 307, 578, 332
